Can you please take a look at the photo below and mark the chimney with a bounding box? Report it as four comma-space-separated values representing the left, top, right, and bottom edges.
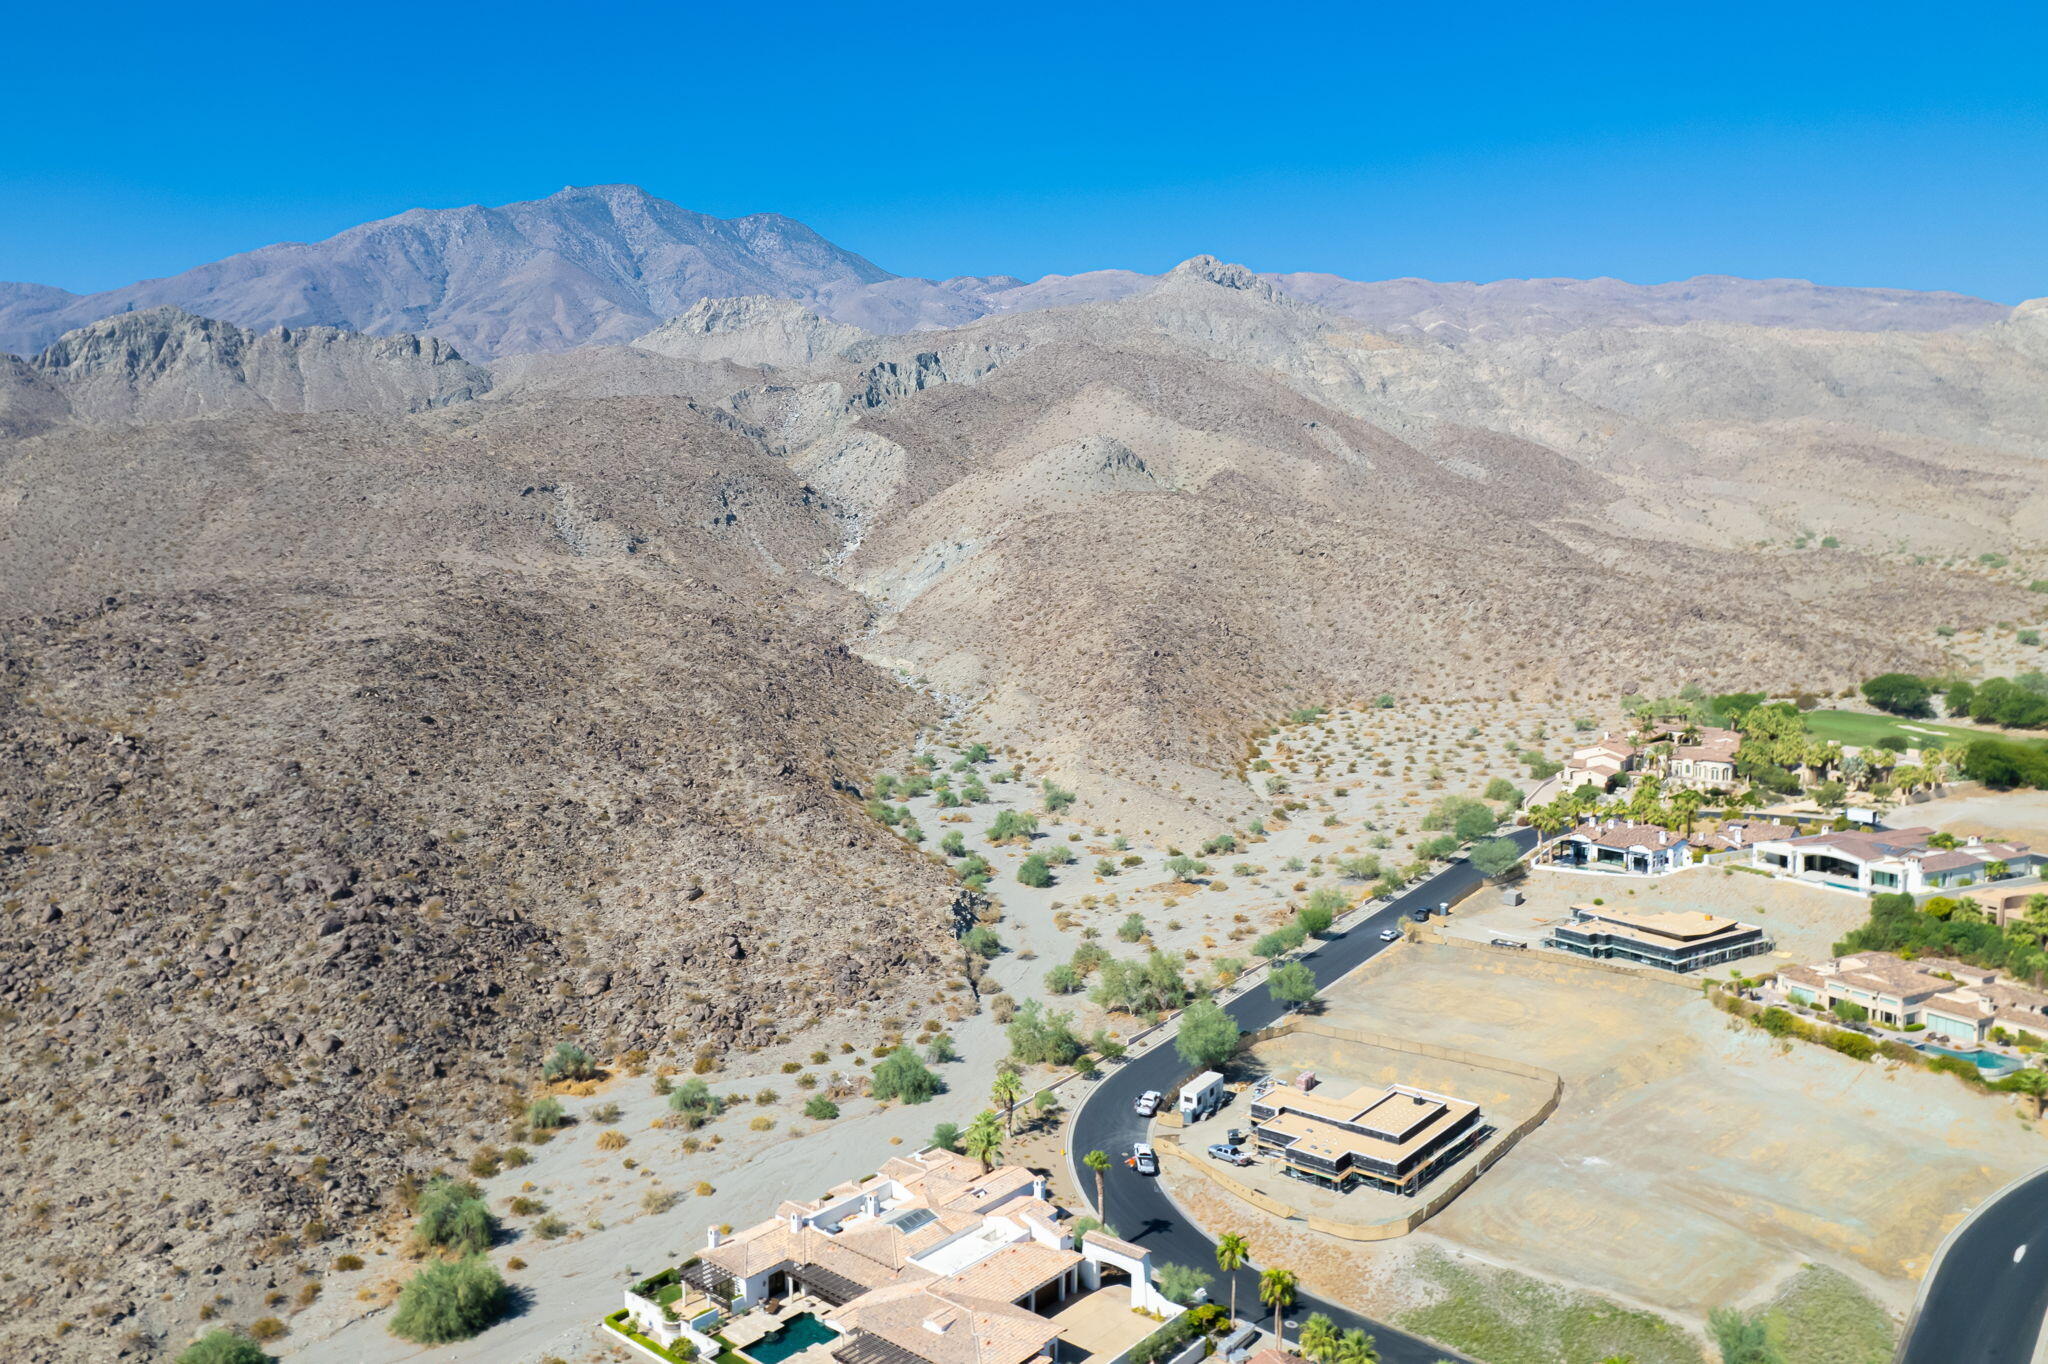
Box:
708, 1226, 723, 1249
1033, 1175, 1048, 1200
1659, 830, 1668, 845
789, 1212, 802, 1233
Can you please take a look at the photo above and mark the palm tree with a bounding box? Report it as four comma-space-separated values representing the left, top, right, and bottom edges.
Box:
991, 1068, 1024, 1135
962, 1109, 1003, 1172
2010, 1068, 2048, 1121
1299, 1313, 1338, 1364
1083, 1149, 1112, 1213
1671, 789, 1707, 837
1334, 1329, 1379, 1364
1214, 1233, 1249, 1325
1526, 800, 1571, 841
1258, 1266, 1297, 1348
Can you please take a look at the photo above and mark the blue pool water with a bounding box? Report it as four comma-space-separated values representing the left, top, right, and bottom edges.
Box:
746, 1314, 840, 1364
1917, 1042, 2022, 1075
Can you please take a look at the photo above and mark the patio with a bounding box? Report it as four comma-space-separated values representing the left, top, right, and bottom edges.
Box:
1043, 1285, 1158, 1364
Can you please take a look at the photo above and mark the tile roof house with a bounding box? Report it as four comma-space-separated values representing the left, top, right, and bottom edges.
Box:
1550, 818, 1691, 874
1746, 825, 2042, 896
1779, 952, 2048, 1047
1560, 735, 1638, 792
622, 1149, 1181, 1364
1660, 727, 1741, 790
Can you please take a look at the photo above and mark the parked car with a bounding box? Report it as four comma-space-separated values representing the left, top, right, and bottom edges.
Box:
1133, 1142, 1159, 1176
1378, 928, 1401, 942
1207, 1143, 1252, 1166
1134, 1090, 1162, 1117
1489, 937, 1528, 950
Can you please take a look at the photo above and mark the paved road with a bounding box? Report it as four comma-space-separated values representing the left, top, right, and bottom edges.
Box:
1066, 828, 1539, 1364
1898, 1165, 2048, 1363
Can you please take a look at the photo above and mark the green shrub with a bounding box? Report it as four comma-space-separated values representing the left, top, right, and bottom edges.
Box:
1017, 854, 1054, 888
668, 1078, 726, 1128
175, 1330, 271, 1364
410, 1178, 496, 1256
527, 1096, 566, 1130
542, 1042, 597, 1082
389, 1255, 507, 1344
963, 925, 1002, 958
803, 1095, 840, 1121
870, 1048, 943, 1103
1117, 913, 1147, 942
1045, 963, 1083, 994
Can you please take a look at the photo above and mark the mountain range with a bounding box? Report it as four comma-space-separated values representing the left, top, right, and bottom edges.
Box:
3, 185, 2046, 1361
0, 183, 2010, 359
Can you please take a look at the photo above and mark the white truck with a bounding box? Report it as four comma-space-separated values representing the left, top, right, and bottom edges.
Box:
1178, 1070, 1227, 1123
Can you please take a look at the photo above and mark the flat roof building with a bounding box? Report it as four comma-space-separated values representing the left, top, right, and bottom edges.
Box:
1547, 904, 1770, 973
1247, 1077, 1485, 1196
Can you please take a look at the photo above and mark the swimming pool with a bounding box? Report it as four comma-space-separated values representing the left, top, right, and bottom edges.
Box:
1917, 1042, 2022, 1076
745, 1313, 840, 1364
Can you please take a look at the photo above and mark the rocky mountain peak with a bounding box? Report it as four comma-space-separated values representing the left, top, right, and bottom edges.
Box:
1166, 254, 1272, 294
635, 296, 870, 369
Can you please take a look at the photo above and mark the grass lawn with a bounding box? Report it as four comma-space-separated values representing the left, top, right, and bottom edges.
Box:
1761, 1265, 1897, 1364
1801, 710, 1986, 749
1397, 1247, 1700, 1364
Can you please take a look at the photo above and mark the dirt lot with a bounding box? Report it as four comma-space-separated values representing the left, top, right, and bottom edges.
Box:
1175, 940, 2048, 1337
1443, 862, 1877, 966
1170, 1031, 1554, 1230
1904, 786, 2048, 844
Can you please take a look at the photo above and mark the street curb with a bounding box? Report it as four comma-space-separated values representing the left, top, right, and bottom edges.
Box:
1893, 1161, 2048, 1363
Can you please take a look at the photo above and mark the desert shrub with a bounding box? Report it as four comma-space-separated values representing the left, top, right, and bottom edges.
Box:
1043, 780, 1078, 812
389, 1256, 507, 1344
175, 1329, 270, 1364
1117, 913, 1147, 942
1157, 1262, 1214, 1306
963, 925, 1002, 958
667, 1079, 726, 1128
1017, 854, 1054, 888
597, 1130, 628, 1151
248, 1319, 286, 1343
527, 1096, 566, 1130
542, 1041, 597, 1082
591, 1101, 622, 1124
1045, 963, 1083, 994
804, 1095, 840, 1121
1007, 999, 1084, 1066
870, 1048, 943, 1103
410, 1179, 495, 1257
930, 1121, 963, 1152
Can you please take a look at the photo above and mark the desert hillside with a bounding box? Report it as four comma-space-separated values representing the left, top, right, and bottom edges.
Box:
2, 232, 2045, 1359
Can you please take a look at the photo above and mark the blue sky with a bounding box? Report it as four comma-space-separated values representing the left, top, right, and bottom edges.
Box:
4, 0, 2043, 301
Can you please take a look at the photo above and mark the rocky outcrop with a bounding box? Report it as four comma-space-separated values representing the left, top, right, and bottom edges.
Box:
30, 307, 490, 422
635, 296, 870, 370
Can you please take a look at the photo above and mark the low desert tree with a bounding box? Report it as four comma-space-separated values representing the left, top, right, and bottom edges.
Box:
1416, 834, 1460, 862
1174, 996, 1241, 1069
1203, 833, 1240, 855
1158, 1262, 1215, 1306
870, 1047, 943, 1103
542, 1041, 597, 1082
526, 1096, 566, 1130
1007, 1000, 1084, 1066
1089, 1029, 1127, 1063
410, 1178, 496, 1257
931, 1121, 964, 1153
1118, 912, 1148, 942
2008, 1068, 2048, 1120
668, 1078, 727, 1128
963, 1109, 1004, 1171
1033, 1089, 1059, 1125
1338, 855, 1382, 881
1268, 961, 1317, 1008
389, 1255, 507, 1344
1017, 854, 1054, 888
175, 1330, 271, 1364
1467, 837, 1523, 880
1862, 672, 1933, 718
1707, 1306, 1782, 1364
1046, 963, 1083, 994
925, 1033, 958, 1063
1300, 887, 1345, 934
1165, 855, 1209, 882
1483, 777, 1524, 806
964, 925, 1002, 958
987, 810, 1039, 844
803, 1094, 840, 1121
1084, 1148, 1113, 1209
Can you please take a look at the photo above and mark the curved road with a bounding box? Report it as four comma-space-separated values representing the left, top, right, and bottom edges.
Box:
1898, 1164, 2048, 1363
1066, 828, 1539, 1364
